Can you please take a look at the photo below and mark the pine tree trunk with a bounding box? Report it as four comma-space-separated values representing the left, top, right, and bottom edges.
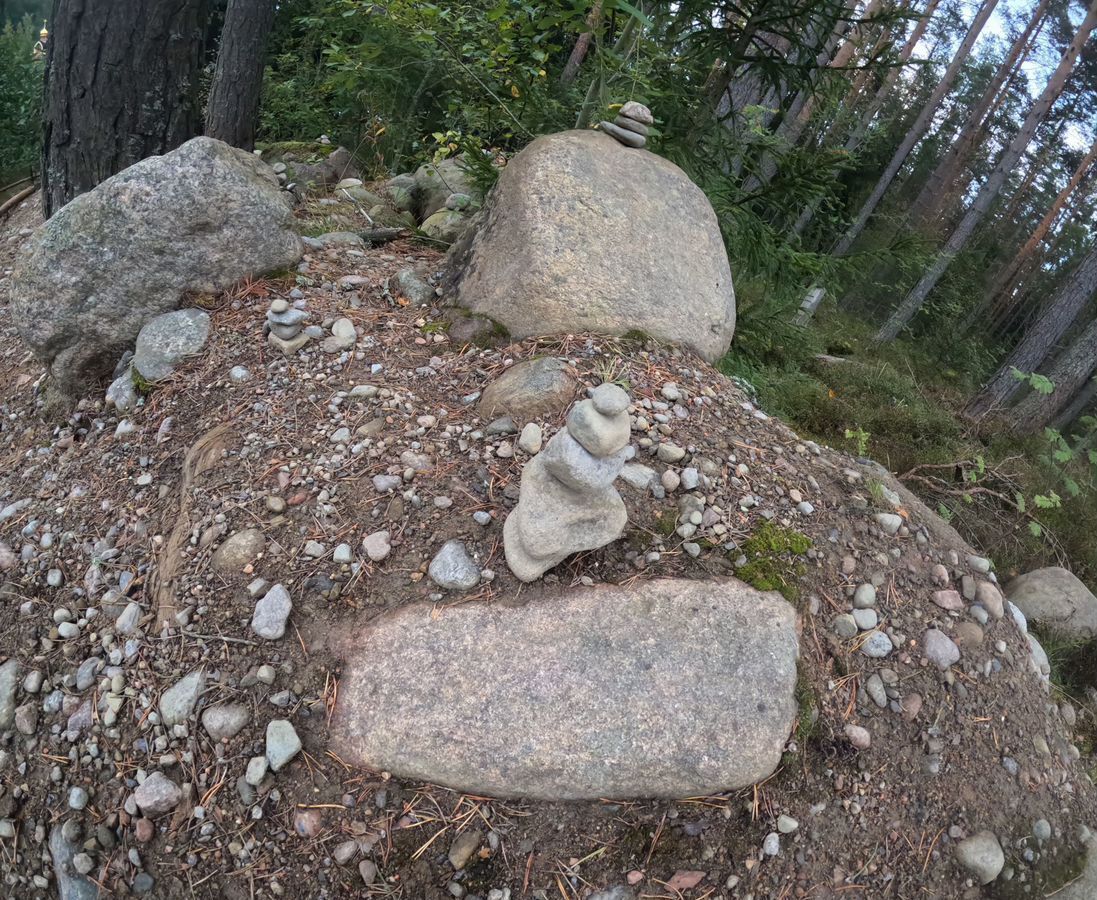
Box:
875, 0, 1097, 343
908, 0, 1050, 226
826, 0, 1000, 261
746, 0, 881, 191
560, 1, 603, 86
1051, 373, 1097, 431
792, 0, 940, 240
42, 0, 208, 217
205, 0, 274, 151
1010, 316, 1097, 435
963, 243, 1097, 421
984, 135, 1097, 313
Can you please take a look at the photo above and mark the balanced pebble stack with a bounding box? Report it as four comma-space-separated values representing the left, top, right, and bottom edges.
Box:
599, 101, 653, 149
504, 383, 633, 581
267, 298, 310, 354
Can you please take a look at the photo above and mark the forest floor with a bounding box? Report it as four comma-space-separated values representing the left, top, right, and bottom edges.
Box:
0, 191, 1096, 900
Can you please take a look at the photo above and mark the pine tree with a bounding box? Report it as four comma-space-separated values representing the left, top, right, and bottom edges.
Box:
876, 0, 1097, 342
42, 0, 208, 216
205, 0, 275, 150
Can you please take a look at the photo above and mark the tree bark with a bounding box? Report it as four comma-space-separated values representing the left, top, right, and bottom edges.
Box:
560, 1, 603, 86
792, 0, 940, 240
42, 0, 209, 217
875, 0, 1097, 343
985, 134, 1097, 314
963, 243, 1097, 422
908, 0, 1050, 226
1010, 315, 1097, 435
205, 0, 274, 151
746, 0, 883, 191
826, 0, 1000, 261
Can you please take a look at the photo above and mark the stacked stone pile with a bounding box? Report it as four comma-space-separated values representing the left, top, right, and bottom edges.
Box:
267, 298, 310, 354
600, 101, 653, 149
503, 383, 633, 581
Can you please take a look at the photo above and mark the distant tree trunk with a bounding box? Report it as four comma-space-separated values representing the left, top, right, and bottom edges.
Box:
792, 0, 940, 240
42, 0, 208, 217
205, 0, 274, 150
746, 0, 883, 191
985, 135, 1097, 310
1051, 374, 1097, 431
908, 0, 1050, 227
875, 0, 1097, 343
1010, 316, 1097, 434
560, 1, 603, 86
963, 243, 1097, 422
826, 0, 1000, 261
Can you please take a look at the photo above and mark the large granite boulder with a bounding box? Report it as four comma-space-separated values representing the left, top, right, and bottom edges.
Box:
329, 578, 798, 800
1006, 567, 1097, 640
443, 130, 736, 362
11, 137, 302, 399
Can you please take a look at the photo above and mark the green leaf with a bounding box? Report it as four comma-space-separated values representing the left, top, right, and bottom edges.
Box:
610, 0, 654, 27
1015, 492, 1026, 513
1029, 521, 1044, 538
1031, 374, 1055, 395
1034, 492, 1061, 509
1064, 477, 1081, 497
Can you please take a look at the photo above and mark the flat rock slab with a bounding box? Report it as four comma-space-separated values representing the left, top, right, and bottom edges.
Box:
330, 578, 799, 800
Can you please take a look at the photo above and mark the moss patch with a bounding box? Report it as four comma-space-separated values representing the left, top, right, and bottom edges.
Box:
734, 521, 812, 602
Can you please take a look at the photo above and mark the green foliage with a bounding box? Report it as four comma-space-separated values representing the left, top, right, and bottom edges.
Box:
734, 522, 812, 602
0, 17, 42, 181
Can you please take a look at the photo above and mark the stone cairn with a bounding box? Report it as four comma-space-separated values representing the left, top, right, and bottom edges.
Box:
267, 298, 310, 354
504, 383, 632, 581
600, 101, 653, 149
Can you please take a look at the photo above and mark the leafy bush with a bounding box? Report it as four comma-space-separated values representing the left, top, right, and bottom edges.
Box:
0, 17, 42, 182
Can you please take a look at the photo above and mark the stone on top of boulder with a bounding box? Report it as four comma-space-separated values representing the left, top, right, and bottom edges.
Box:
329, 577, 798, 800
11, 136, 302, 399
1006, 567, 1097, 640
443, 129, 735, 363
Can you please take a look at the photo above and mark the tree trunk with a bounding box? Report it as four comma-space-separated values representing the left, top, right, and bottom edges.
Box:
963, 243, 1097, 422
560, 1, 603, 86
875, 0, 1097, 343
985, 134, 1097, 313
1010, 316, 1097, 435
908, 0, 1050, 226
575, 6, 643, 129
205, 0, 274, 151
746, 0, 883, 191
826, 0, 999, 261
1051, 373, 1097, 432
792, 0, 940, 240
42, 0, 208, 217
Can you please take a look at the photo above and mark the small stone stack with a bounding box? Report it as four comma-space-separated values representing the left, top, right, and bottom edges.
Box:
599, 101, 653, 149
267, 298, 310, 354
504, 384, 632, 581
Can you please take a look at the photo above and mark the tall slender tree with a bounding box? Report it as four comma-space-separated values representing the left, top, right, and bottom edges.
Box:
908, 0, 1052, 226
876, 0, 1097, 342
42, 0, 208, 216
1010, 315, 1097, 433
963, 241, 1097, 421
826, 0, 1001, 259
205, 0, 275, 150
986, 135, 1097, 314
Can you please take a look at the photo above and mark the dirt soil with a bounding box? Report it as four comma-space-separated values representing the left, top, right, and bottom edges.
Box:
0, 190, 1095, 900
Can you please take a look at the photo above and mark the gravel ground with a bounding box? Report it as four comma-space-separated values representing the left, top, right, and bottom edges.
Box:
0, 191, 1094, 900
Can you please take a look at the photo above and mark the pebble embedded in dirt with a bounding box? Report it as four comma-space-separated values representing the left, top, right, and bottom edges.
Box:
266, 719, 302, 771
251, 583, 293, 639
428, 540, 480, 590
